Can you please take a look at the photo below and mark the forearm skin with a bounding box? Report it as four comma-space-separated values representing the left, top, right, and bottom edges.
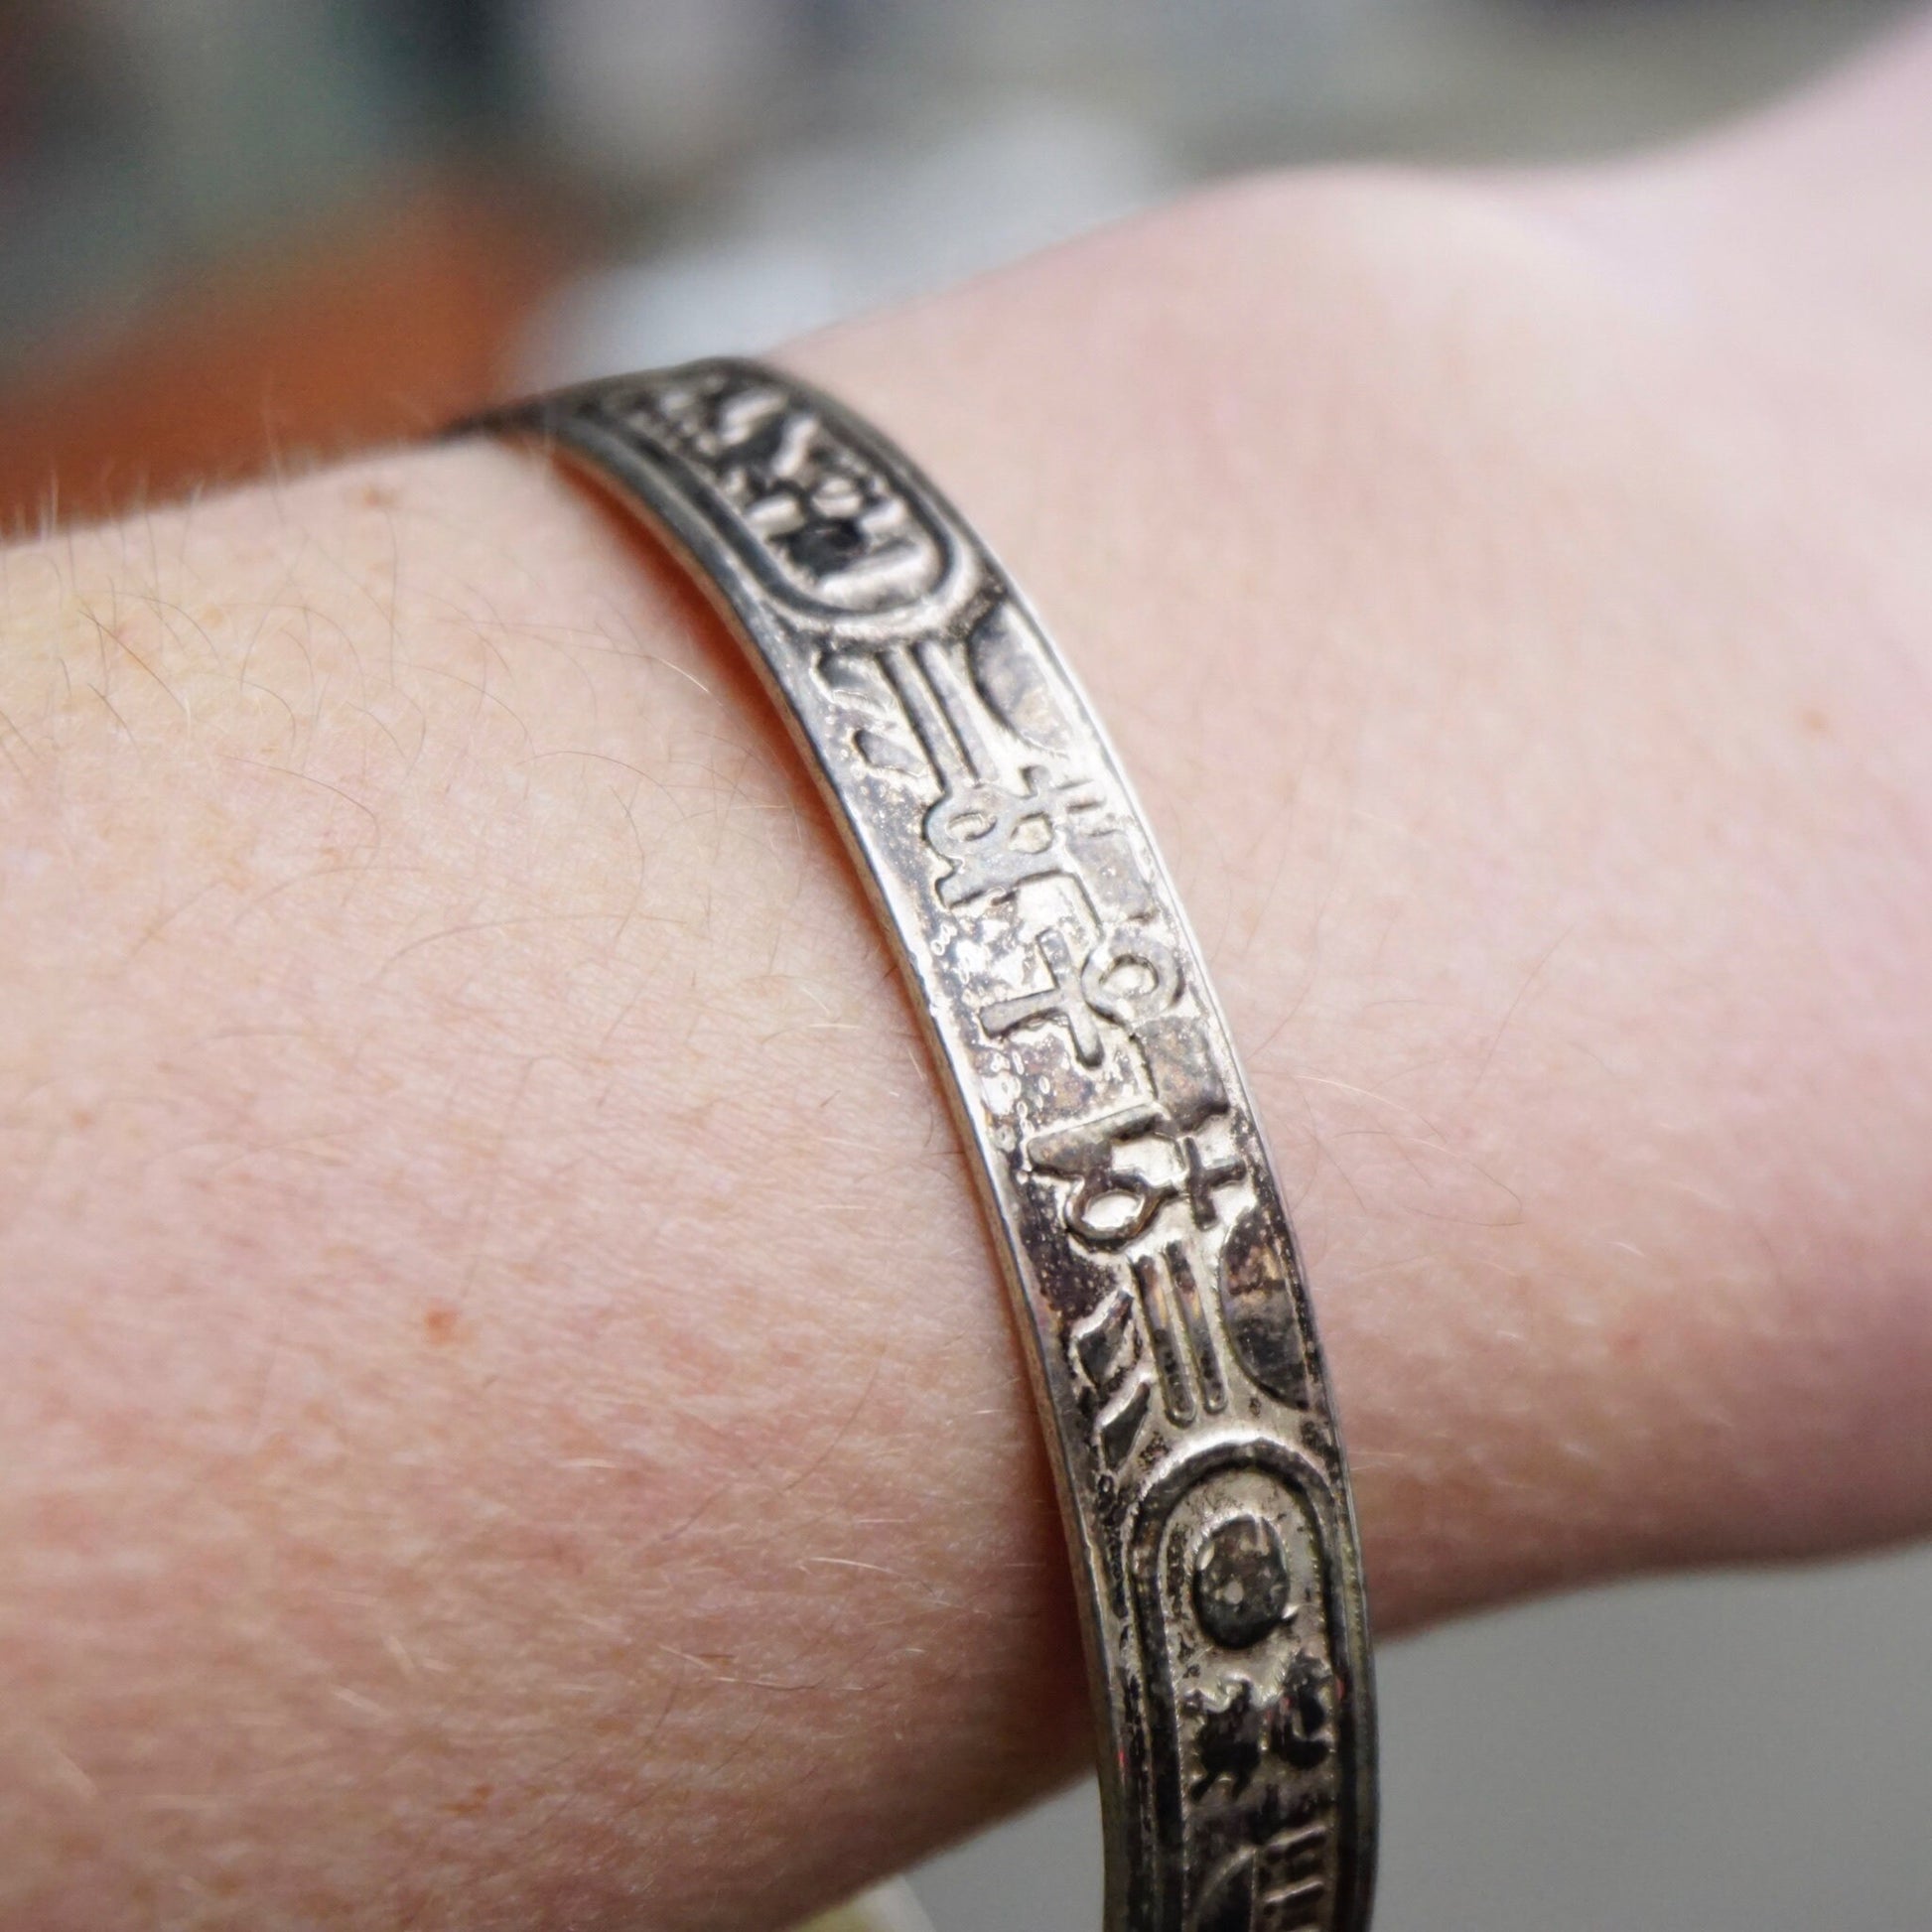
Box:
4, 112, 1932, 1930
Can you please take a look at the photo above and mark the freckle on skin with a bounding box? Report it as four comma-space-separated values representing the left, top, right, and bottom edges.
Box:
1801, 706, 1831, 737
423, 1306, 460, 1344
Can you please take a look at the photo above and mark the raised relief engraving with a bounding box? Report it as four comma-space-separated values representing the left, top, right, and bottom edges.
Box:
1068, 1283, 1157, 1471
1218, 1210, 1312, 1410
978, 921, 1181, 1069
818, 633, 1001, 794
926, 764, 1111, 909
1134, 1243, 1227, 1425
1192, 1513, 1295, 1652
814, 606, 1166, 942
1195, 1821, 1331, 1932
966, 601, 1074, 755
1186, 1675, 1269, 1801
1030, 1101, 1171, 1250
1029, 1098, 1245, 1252
1023, 1011, 1247, 1250
979, 923, 1105, 1067
1269, 1650, 1338, 1772
1186, 1666, 1335, 1800
1082, 926, 1182, 1031
877, 639, 995, 791
1131, 1446, 1350, 1932
851, 724, 931, 781
624, 371, 956, 617
1180, 1136, 1250, 1232
811, 610, 1044, 803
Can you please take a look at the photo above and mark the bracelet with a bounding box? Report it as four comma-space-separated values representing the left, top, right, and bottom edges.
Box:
458, 360, 1378, 1932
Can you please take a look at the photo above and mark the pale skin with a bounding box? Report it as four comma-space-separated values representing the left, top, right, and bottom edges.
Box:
4, 19, 1932, 1930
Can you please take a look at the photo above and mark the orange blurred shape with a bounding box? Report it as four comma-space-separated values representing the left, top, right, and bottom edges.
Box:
0, 175, 576, 533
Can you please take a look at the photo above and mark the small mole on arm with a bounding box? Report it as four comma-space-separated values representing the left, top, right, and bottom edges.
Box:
423, 1305, 460, 1345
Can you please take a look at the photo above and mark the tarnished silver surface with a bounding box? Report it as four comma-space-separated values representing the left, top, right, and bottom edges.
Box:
465, 360, 1377, 1932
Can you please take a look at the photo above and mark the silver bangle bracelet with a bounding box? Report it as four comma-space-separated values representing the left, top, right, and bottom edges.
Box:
459, 360, 1378, 1932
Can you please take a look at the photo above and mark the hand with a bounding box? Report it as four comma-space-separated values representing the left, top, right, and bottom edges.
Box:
3, 19, 1931, 1929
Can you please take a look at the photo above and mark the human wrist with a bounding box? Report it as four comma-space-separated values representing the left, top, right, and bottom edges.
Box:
791, 164, 1932, 1614
4, 162, 1930, 1927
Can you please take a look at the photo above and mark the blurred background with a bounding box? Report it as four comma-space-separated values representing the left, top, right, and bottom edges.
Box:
2, 0, 1925, 528
5, 2, 1930, 1926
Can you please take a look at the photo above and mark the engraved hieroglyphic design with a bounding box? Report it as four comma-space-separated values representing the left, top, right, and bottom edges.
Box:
632, 368, 955, 616
476, 361, 1376, 1932
1132, 1444, 1363, 1932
